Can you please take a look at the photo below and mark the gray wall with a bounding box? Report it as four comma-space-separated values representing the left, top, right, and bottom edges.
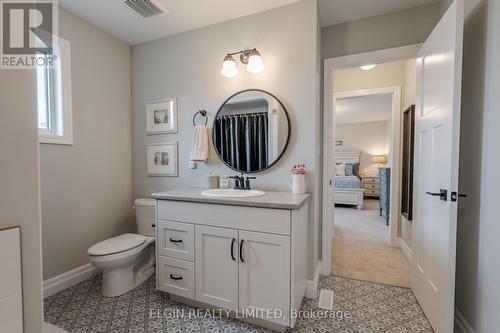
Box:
39, 8, 134, 279
132, 0, 321, 278
336, 121, 389, 175
0, 70, 44, 330
455, 0, 500, 331
321, 3, 441, 59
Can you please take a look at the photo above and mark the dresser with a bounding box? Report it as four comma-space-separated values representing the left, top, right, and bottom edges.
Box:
361, 175, 380, 198
379, 167, 391, 226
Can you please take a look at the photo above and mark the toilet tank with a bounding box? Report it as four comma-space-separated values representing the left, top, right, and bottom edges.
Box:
134, 198, 156, 236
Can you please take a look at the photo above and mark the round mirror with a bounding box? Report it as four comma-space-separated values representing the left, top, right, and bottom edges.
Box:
213, 89, 291, 173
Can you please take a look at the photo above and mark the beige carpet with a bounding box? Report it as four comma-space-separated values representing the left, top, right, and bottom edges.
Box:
332, 199, 411, 288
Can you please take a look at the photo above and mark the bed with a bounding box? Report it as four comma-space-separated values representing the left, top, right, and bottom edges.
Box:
334, 152, 365, 209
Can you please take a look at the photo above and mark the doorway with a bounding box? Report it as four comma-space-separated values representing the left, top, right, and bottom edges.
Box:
332, 84, 410, 287
321, 45, 421, 281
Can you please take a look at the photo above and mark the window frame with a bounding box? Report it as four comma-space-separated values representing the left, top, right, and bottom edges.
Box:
37, 36, 73, 145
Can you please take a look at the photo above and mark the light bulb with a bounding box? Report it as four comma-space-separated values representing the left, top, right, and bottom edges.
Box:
360, 64, 376, 71
246, 50, 264, 74
221, 55, 238, 78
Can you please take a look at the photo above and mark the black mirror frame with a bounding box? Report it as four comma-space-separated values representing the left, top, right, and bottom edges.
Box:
212, 89, 291, 174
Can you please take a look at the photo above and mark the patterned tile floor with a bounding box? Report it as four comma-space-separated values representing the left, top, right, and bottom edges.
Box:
44, 274, 433, 333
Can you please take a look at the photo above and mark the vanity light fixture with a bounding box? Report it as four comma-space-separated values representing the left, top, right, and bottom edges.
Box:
220, 48, 264, 78
246, 49, 264, 74
360, 64, 376, 71
221, 55, 239, 78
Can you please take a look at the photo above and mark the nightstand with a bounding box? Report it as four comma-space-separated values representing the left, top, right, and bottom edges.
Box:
361, 175, 380, 198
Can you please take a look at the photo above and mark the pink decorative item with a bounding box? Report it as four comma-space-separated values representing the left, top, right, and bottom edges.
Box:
291, 164, 306, 175
289, 164, 306, 194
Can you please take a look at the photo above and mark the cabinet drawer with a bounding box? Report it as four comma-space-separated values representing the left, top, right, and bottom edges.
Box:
363, 177, 379, 183
157, 257, 194, 299
157, 200, 290, 235
364, 184, 380, 190
157, 220, 194, 261
365, 189, 380, 195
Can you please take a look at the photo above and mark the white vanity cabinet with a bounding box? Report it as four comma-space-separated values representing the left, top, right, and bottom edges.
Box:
153, 191, 310, 330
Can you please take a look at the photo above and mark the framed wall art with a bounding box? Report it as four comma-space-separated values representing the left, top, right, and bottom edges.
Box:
146, 142, 178, 176
146, 98, 178, 134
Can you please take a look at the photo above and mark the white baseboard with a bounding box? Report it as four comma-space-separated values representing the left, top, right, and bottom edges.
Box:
43, 263, 100, 298
454, 308, 476, 333
305, 261, 321, 299
398, 237, 413, 263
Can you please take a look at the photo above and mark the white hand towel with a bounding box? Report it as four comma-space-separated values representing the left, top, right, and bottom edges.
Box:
189, 125, 209, 161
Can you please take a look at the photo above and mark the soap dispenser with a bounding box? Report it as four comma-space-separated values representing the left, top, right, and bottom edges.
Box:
206, 172, 219, 189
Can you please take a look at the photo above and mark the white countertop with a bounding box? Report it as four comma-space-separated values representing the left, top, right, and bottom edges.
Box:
151, 188, 311, 210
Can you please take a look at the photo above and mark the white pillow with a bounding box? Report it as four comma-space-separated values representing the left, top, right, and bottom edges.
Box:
336, 163, 346, 176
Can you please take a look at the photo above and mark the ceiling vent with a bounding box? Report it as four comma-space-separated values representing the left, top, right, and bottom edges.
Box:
122, 0, 167, 18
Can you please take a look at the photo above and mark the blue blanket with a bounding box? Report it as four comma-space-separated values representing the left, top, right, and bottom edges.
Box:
335, 176, 362, 189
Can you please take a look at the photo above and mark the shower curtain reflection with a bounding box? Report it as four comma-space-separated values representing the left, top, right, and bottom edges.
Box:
214, 113, 268, 172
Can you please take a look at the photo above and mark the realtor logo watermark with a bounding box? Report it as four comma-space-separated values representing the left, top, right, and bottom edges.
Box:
1, 0, 58, 69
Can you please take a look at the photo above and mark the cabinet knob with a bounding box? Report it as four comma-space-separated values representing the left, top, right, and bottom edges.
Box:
169, 274, 183, 280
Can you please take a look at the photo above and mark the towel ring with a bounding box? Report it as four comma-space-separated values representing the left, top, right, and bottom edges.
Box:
193, 110, 208, 126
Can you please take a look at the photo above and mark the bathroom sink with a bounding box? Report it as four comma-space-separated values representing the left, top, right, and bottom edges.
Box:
201, 189, 266, 198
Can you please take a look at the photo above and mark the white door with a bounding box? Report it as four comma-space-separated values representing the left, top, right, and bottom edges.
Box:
195, 225, 238, 310
238, 230, 290, 326
412, 1, 463, 332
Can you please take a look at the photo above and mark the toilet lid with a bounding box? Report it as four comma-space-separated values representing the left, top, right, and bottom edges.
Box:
88, 233, 147, 256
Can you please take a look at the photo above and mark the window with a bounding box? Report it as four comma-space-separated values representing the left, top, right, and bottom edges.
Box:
36, 52, 53, 132
36, 37, 73, 145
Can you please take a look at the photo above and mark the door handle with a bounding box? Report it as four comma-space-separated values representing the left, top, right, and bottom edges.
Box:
169, 274, 183, 280
230, 238, 236, 261
426, 189, 447, 201
169, 238, 183, 243
451, 192, 468, 202
239, 239, 245, 263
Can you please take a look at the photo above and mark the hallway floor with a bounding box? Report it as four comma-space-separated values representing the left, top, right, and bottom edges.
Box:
44, 273, 432, 333
332, 200, 411, 288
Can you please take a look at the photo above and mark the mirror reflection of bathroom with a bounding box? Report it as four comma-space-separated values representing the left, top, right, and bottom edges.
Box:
331, 59, 416, 288
213, 90, 290, 173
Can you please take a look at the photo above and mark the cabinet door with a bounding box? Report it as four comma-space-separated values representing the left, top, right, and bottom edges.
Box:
238, 230, 290, 326
195, 225, 238, 310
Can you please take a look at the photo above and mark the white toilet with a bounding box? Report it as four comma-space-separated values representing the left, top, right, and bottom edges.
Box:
88, 198, 156, 297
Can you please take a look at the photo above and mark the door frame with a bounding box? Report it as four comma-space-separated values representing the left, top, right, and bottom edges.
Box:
321, 44, 421, 275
